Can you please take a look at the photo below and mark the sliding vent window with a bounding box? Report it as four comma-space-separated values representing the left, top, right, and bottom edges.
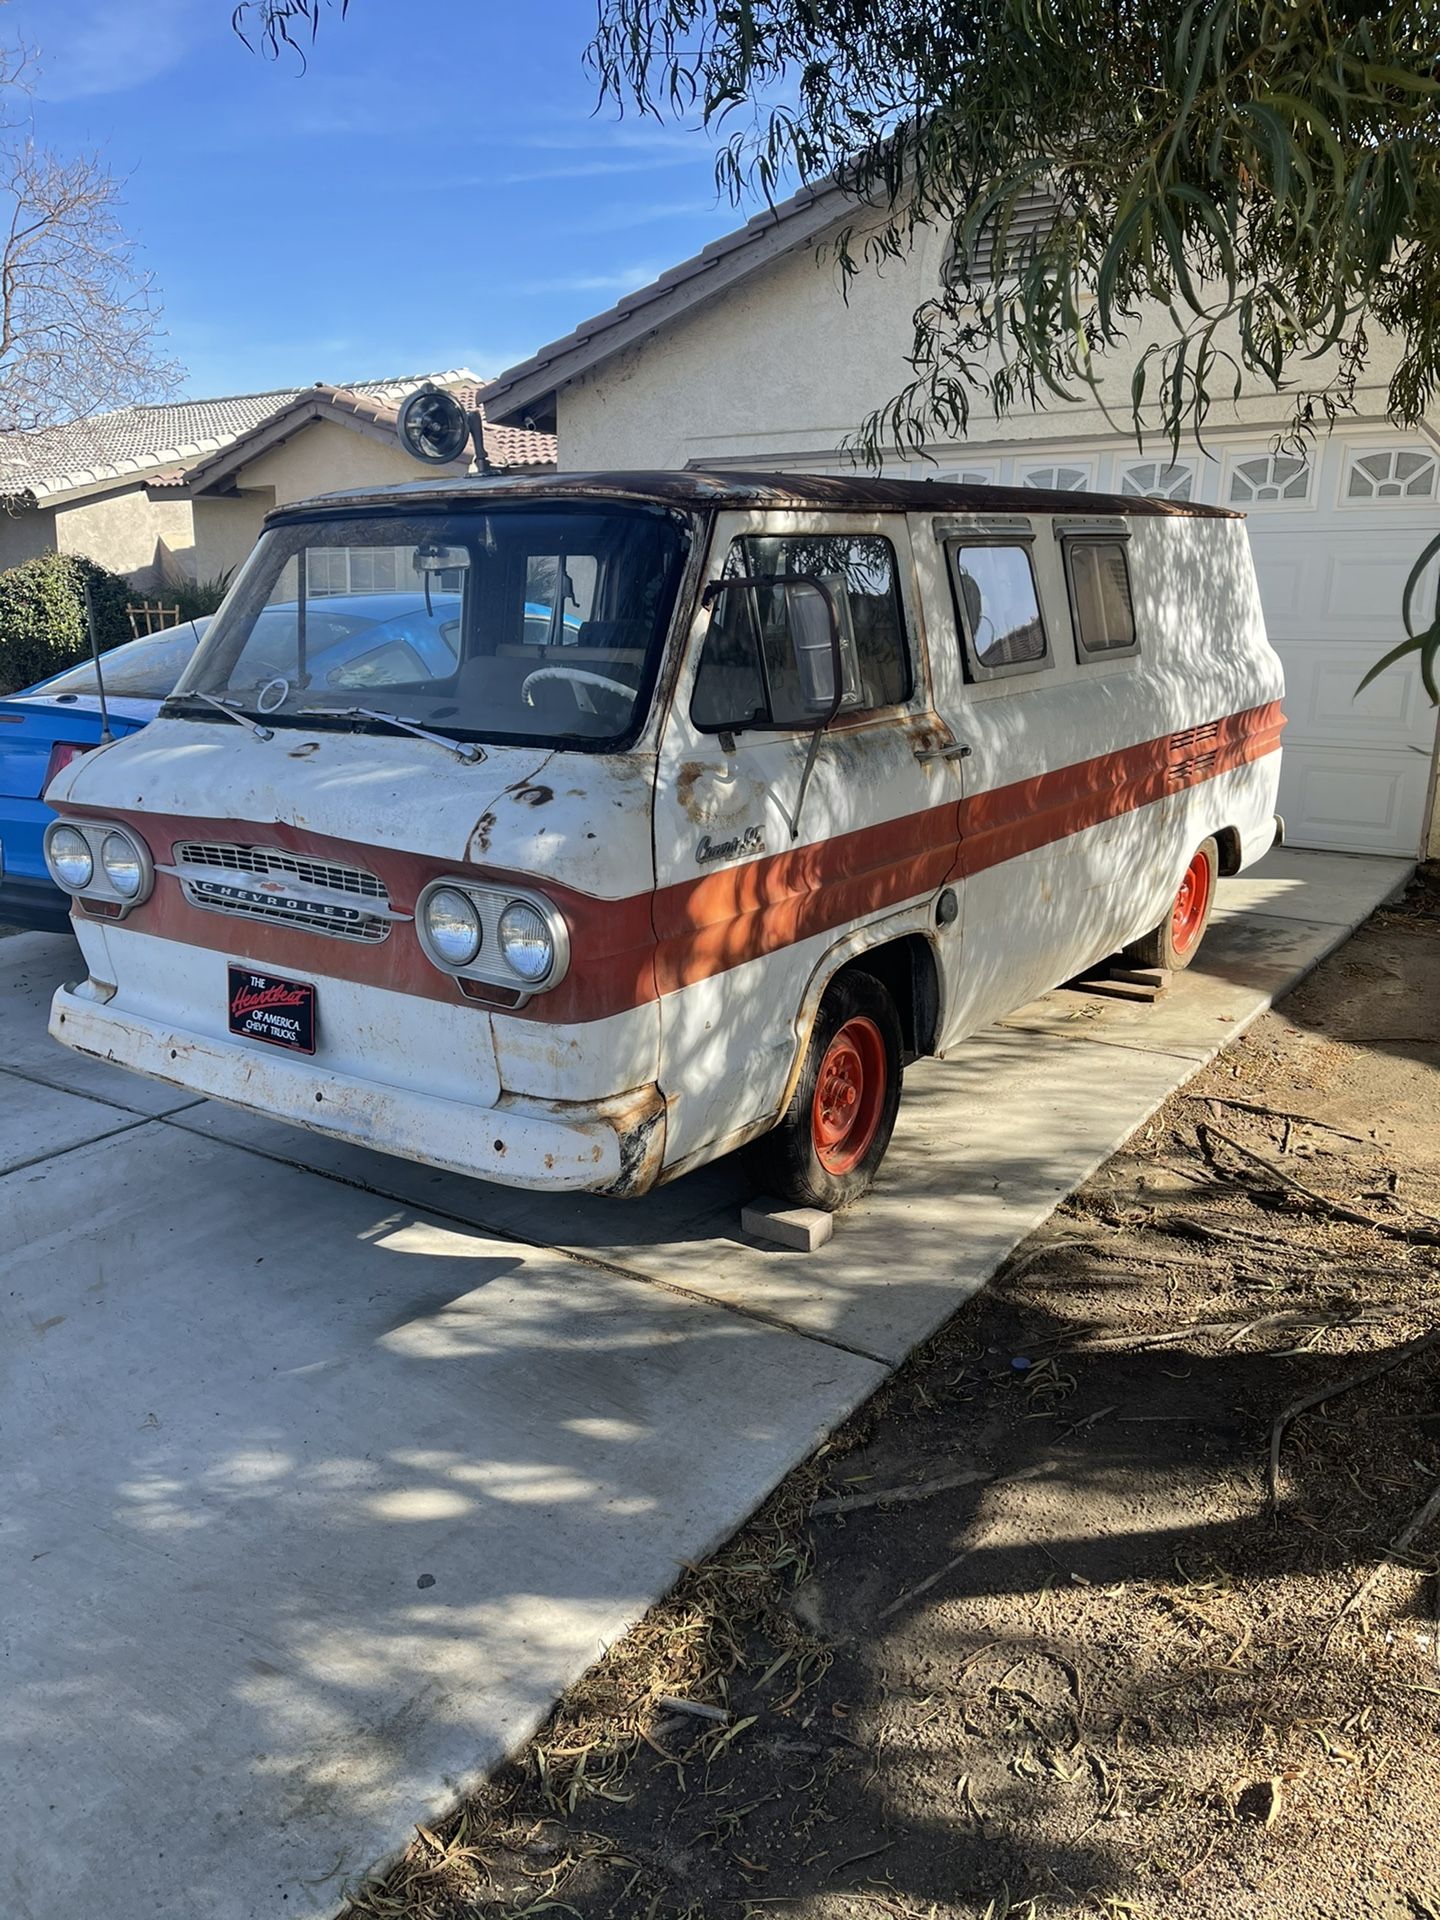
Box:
949, 543, 1048, 679
1067, 541, 1137, 654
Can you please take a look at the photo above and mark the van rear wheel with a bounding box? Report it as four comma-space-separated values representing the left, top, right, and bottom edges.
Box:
1125, 836, 1219, 972
747, 970, 903, 1213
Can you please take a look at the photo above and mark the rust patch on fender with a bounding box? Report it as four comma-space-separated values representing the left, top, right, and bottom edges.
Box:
594, 1084, 668, 1199
469, 809, 497, 858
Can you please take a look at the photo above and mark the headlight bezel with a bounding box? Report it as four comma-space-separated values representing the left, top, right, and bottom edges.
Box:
43, 818, 153, 914
422, 885, 484, 968
414, 877, 570, 997
45, 822, 94, 891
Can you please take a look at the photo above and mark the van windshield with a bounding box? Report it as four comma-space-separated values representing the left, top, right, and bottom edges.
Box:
168, 503, 689, 749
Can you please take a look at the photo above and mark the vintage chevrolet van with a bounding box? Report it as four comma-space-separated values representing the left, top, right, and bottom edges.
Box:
43, 469, 1283, 1208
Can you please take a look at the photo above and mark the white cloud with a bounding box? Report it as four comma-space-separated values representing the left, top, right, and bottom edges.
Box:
518, 263, 668, 296
565, 197, 719, 233
21, 0, 198, 101
495, 151, 708, 186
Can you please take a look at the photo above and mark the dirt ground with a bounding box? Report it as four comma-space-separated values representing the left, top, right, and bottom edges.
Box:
347, 870, 1440, 1920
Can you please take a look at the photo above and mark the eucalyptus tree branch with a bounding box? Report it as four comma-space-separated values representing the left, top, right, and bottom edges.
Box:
587, 0, 1440, 695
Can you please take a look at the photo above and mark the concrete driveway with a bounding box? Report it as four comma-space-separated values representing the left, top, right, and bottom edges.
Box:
0, 850, 1411, 1920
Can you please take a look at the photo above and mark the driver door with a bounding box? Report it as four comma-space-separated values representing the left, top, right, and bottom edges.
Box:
651, 509, 967, 1172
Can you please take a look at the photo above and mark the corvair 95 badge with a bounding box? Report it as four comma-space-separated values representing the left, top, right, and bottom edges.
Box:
696, 826, 765, 865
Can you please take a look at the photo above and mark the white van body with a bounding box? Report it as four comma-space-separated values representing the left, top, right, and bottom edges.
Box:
44, 472, 1283, 1203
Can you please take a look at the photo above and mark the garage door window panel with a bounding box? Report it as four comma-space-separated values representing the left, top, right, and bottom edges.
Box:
1343, 448, 1440, 503
1227, 453, 1313, 506
1119, 459, 1197, 502
1019, 462, 1093, 493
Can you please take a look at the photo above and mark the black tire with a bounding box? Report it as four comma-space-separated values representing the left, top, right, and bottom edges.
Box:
745, 969, 903, 1212
1123, 835, 1219, 972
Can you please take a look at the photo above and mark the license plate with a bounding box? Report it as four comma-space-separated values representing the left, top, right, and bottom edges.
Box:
227, 966, 316, 1054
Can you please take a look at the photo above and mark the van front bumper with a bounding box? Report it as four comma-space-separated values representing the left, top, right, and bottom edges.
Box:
49, 982, 663, 1195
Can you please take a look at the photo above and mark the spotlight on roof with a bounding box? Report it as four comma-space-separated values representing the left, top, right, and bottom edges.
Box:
397, 383, 472, 466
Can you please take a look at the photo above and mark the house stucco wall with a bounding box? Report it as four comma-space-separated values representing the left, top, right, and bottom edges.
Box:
193, 491, 275, 583
191, 421, 455, 579
52, 487, 196, 589
0, 502, 57, 570
235, 420, 442, 507
554, 212, 1406, 471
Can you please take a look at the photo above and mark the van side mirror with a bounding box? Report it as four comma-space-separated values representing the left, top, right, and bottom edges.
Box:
696, 572, 845, 734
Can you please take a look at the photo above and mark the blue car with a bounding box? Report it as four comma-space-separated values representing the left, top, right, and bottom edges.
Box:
0, 621, 210, 932
0, 590, 577, 932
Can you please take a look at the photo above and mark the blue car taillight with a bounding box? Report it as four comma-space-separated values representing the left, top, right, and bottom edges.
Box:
44, 740, 91, 790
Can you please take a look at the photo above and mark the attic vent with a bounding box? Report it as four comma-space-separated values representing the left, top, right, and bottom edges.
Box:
940, 191, 1058, 285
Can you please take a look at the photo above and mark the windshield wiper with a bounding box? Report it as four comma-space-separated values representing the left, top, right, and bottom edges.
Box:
296, 705, 485, 764
191, 692, 274, 741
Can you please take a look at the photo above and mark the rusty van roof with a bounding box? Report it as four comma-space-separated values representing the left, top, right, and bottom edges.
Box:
271, 467, 1241, 523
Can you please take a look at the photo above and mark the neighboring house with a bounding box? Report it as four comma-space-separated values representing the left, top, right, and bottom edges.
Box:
483, 183, 1440, 861
184, 380, 556, 582
0, 370, 556, 595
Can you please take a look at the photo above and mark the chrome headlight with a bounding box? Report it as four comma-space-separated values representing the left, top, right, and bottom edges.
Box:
423, 885, 482, 967
46, 823, 93, 891
415, 878, 569, 994
101, 830, 145, 900
497, 900, 555, 984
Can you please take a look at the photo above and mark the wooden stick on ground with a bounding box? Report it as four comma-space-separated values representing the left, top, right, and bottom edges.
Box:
1183, 1092, 1367, 1143
1267, 1330, 1440, 1510
1339, 1480, 1440, 1621
655, 1696, 729, 1723
813, 1457, 1055, 1520
1201, 1123, 1440, 1245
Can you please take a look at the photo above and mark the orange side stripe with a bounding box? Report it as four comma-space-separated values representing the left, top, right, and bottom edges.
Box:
59, 701, 1283, 1023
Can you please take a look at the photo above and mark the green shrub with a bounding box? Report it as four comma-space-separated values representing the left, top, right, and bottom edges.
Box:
0, 551, 133, 694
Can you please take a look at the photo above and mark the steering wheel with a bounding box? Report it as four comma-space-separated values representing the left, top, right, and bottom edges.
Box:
521, 666, 634, 715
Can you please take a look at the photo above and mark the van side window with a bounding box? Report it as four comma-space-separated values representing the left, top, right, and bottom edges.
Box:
691, 533, 911, 732
1066, 540, 1137, 655
947, 542, 1048, 680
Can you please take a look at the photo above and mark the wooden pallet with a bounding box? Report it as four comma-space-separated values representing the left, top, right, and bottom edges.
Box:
1068, 963, 1173, 1004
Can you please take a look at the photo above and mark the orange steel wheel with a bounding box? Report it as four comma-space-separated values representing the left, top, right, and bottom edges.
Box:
810, 1015, 887, 1175
1170, 846, 1214, 955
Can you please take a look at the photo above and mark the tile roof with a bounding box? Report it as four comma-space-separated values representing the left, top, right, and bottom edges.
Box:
182, 381, 556, 493
447, 383, 558, 470
0, 369, 482, 503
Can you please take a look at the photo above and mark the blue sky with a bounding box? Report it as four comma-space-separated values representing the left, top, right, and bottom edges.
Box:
9, 0, 743, 399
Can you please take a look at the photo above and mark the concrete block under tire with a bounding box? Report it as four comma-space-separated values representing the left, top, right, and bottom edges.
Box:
741, 1198, 836, 1252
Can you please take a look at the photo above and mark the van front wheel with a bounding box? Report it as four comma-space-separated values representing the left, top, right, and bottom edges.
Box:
747, 970, 903, 1212
1125, 836, 1219, 972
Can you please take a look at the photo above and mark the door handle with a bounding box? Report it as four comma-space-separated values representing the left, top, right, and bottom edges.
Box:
914, 741, 972, 764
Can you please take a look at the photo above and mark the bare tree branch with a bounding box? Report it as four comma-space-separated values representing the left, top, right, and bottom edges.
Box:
0, 41, 177, 440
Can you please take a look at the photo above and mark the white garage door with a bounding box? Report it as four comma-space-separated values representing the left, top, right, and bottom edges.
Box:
1222, 433, 1438, 856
